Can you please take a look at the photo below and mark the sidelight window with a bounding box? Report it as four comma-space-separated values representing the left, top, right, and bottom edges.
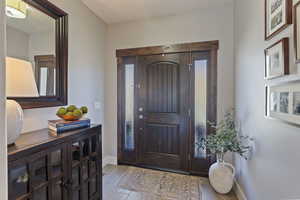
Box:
124, 64, 135, 150
194, 60, 207, 158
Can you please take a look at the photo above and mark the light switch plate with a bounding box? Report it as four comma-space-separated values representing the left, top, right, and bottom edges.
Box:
94, 101, 101, 109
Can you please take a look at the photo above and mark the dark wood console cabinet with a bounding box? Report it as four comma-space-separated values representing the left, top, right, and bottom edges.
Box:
8, 125, 102, 200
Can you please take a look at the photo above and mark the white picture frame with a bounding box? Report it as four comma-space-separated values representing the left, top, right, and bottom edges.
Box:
266, 81, 300, 127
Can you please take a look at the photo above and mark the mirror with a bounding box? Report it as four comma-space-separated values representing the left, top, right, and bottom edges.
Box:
7, 3, 56, 96
6, 0, 68, 109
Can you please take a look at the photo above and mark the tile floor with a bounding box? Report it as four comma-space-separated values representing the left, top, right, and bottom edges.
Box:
103, 165, 238, 200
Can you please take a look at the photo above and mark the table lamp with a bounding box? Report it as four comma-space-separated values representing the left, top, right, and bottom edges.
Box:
6, 57, 39, 145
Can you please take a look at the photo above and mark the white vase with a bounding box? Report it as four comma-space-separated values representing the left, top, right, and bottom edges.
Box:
7, 100, 23, 145
209, 154, 235, 194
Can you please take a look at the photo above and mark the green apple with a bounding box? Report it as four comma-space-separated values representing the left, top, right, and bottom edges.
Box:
80, 106, 88, 114
67, 105, 77, 112
56, 107, 67, 116
73, 109, 83, 117
65, 112, 73, 116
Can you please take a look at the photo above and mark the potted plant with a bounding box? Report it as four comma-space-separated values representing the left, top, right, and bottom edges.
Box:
198, 111, 252, 194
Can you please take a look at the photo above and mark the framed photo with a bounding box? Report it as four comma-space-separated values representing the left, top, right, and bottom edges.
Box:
265, 38, 289, 79
294, 1, 300, 63
265, 0, 292, 40
266, 81, 300, 127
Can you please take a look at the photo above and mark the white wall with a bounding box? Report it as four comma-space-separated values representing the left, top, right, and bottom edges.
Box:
22, 0, 107, 133
6, 26, 55, 65
104, 3, 235, 158
6, 26, 29, 60
0, 0, 8, 199
28, 31, 55, 64
235, 0, 300, 199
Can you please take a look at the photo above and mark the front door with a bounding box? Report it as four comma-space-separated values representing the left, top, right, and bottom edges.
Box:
136, 53, 190, 172
117, 41, 218, 175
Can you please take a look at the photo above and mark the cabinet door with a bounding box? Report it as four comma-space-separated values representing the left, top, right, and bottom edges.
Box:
69, 133, 102, 200
8, 144, 68, 200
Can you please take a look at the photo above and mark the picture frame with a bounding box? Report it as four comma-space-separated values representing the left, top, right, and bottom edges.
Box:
266, 81, 300, 127
265, 38, 289, 79
294, 1, 300, 63
265, 0, 292, 41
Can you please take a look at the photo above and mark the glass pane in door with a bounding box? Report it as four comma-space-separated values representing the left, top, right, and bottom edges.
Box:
89, 157, 97, 175
194, 60, 207, 158
89, 177, 97, 196
91, 135, 97, 153
33, 187, 48, 200
39, 67, 48, 96
32, 157, 47, 187
72, 190, 80, 200
82, 160, 88, 181
8, 165, 29, 199
72, 167, 80, 187
72, 142, 80, 165
82, 139, 90, 157
124, 64, 135, 150
52, 180, 62, 200
51, 149, 62, 177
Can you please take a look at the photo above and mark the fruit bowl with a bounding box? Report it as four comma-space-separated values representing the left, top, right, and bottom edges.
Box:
57, 114, 83, 121
56, 105, 88, 121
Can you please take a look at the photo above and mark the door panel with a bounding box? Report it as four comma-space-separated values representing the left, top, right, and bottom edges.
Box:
147, 62, 179, 113
145, 124, 179, 155
137, 53, 190, 172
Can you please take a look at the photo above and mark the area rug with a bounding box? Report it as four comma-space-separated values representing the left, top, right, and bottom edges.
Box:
118, 167, 202, 200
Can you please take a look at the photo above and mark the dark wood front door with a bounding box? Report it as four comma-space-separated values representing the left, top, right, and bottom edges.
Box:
136, 53, 190, 172
117, 41, 218, 175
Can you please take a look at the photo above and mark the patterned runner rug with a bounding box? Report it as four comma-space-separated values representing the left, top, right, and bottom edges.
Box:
118, 167, 202, 200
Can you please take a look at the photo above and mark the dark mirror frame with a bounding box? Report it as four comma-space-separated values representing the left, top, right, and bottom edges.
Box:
7, 0, 68, 109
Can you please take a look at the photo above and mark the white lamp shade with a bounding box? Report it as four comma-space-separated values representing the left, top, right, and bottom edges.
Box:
6, 57, 39, 97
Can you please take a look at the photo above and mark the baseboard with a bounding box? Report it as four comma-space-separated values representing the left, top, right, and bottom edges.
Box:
233, 180, 247, 200
102, 156, 117, 167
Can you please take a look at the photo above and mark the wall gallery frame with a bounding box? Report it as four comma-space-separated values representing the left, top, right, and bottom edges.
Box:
265, 38, 289, 79
266, 81, 300, 127
265, 0, 292, 40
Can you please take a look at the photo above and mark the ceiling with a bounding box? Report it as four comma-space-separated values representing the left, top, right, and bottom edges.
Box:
81, 0, 233, 24
7, 4, 55, 34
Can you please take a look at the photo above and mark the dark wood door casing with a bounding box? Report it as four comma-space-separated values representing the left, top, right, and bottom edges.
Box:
117, 41, 218, 176
34, 55, 56, 96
